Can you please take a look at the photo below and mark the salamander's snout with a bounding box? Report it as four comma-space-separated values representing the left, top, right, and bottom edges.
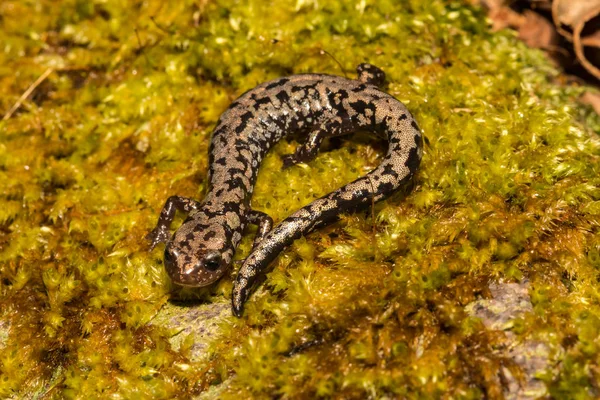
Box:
164, 244, 228, 287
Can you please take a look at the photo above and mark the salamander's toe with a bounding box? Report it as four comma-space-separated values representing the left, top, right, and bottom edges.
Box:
146, 226, 169, 250
281, 154, 298, 169
232, 300, 244, 318
231, 281, 247, 317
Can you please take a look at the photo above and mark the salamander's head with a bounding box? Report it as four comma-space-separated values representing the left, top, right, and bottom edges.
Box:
163, 211, 239, 287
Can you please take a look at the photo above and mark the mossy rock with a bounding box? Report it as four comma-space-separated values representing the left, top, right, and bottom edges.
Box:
1, 0, 599, 398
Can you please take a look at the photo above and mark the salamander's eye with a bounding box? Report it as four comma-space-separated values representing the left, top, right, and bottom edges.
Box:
203, 253, 221, 271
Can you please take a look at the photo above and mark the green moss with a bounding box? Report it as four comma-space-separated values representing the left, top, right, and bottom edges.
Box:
1, 0, 600, 398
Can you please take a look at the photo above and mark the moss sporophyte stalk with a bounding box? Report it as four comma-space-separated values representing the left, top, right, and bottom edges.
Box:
1, 0, 599, 398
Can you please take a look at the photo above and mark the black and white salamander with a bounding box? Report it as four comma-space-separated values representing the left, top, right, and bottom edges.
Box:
147, 63, 423, 316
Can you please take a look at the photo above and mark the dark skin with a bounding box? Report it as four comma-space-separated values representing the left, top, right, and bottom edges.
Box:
148, 64, 423, 316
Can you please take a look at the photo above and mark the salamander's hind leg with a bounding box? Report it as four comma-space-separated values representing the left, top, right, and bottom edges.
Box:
245, 210, 273, 249
281, 129, 326, 168
356, 63, 386, 87
146, 196, 201, 250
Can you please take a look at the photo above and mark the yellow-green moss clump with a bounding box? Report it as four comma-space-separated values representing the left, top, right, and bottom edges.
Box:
1, 0, 599, 398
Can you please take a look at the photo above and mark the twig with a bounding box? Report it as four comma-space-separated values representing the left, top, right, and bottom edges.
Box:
3, 68, 53, 121
319, 49, 348, 78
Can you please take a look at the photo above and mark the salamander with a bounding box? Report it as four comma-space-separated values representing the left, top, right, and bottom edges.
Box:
147, 63, 423, 317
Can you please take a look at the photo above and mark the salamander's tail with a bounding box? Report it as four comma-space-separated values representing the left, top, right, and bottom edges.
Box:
232, 120, 422, 316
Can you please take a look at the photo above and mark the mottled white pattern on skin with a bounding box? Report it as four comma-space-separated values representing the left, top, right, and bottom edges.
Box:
147, 64, 423, 316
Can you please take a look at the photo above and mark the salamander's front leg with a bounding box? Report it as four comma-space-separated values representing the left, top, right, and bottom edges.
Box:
282, 129, 326, 168
146, 196, 201, 250
246, 210, 273, 249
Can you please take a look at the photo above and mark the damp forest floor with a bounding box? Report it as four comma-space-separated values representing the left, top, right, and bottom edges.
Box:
1, 0, 600, 399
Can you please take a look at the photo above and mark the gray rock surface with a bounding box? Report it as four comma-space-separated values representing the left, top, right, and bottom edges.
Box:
466, 281, 550, 399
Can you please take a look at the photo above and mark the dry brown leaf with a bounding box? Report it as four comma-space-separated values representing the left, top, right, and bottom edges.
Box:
488, 6, 525, 31
571, 3, 600, 79
580, 91, 600, 114
478, 0, 510, 11
581, 30, 600, 47
469, 0, 600, 83
477, 0, 524, 31
553, 0, 600, 40
518, 10, 561, 49
528, 0, 553, 11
